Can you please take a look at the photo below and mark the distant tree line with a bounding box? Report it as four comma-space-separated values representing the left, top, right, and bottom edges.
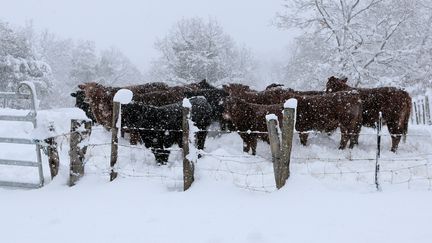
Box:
0, 17, 259, 108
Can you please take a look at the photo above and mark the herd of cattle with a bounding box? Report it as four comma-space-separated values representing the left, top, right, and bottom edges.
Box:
71, 76, 412, 164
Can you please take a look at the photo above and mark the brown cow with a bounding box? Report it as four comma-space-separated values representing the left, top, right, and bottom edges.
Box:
224, 83, 325, 105
223, 92, 363, 154
294, 91, 363, 149
222, 97, 282, 155
325, 76, 411, 152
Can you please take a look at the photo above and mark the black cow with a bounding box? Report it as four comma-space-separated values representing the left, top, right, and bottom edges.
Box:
70, 90, 96, 122
122, 97, 212, 165
184, 88, 229, 125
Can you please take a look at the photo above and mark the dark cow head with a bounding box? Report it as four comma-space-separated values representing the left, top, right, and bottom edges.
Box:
197, 79, 216, 89
221, 97, 241, 122
78, 82, 101, 102
71, 89, 96, 122
222, 83, 256, 96
325, 76, 349, 93
265, 83, 285, 90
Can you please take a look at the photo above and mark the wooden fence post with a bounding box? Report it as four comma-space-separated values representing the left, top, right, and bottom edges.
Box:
425, 96, 431, 125
46, 137, 59, 179
280, 99, 297, 185
69, 119, 92, 186
110, 101, 120, 181
182, 99, 194, 191
266, 99, 296, 190
266, 115, 282, 188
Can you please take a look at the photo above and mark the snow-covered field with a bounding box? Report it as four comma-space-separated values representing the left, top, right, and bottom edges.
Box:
1, 108, 432, 243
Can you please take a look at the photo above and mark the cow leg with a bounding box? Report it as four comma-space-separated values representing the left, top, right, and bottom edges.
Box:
251, 136, 258, 156
153, 148, 170, 165
195, 131, 208, 158
129, 130, 140, 145
299, 133, 308, 146
243, 141, 251, 154
390, 135, 401, 152
350, 133, 360, 148
240, 134, 251, 154
387, 122, 402, 152
348, 134, 358, 149
348, 128, 361, 149
339, 127, 350, 150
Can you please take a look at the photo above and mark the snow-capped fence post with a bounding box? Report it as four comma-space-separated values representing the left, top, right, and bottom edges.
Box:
280, 99, 297, 185
69, 119, 92, 186
266, 99, 297, 190
266, 114, 282, 188
110, 89, 133, 182
182, 98, 195, 191
375, 112, 382, 191
425, 96, 431, 125
110, 101, 120, 182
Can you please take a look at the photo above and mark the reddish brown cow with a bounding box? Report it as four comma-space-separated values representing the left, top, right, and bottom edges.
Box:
294, 91, 363, 148
222, 97, 283, 155
326, 76, 412, 152
223, 92, 363, 154
224, 83, 324, 105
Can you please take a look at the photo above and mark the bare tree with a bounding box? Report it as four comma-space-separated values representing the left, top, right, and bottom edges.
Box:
97, 47, 144, 86
149, 17, 257, 85
276, 0, 420, 87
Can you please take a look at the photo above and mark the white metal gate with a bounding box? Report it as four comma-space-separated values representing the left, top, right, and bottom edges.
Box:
0, 81, 44, 188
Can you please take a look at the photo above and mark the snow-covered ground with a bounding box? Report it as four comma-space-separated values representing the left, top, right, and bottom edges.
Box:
0, 108, 431, 243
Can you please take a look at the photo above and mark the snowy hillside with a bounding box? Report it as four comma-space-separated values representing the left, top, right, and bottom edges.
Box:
0, 108, 431, 243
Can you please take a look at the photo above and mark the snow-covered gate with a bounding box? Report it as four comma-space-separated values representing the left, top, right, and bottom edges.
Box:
0, 82, 44, 189
411, 94, 432, 125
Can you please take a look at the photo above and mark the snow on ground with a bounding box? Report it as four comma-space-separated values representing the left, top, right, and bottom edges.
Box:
0, 108, 432, 243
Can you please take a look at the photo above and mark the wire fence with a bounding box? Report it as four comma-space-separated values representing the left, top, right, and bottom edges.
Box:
38, 120, 432, 192
293, 154, 432, 190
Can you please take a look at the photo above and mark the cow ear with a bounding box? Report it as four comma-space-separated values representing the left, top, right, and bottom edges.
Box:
342, 77, 348, 83
78, 84, 86, 90
71, 92, 77, 97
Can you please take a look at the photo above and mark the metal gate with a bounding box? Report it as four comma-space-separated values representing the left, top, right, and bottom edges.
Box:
0, 81, 44, 188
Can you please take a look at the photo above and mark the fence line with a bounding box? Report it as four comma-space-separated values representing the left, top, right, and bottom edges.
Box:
56, 128, 432, 192
412, 95, 432, 125
57, 124, 432, 192
81, 141, 276, 192
299, 156, 432, 190
122, 125, 431, 137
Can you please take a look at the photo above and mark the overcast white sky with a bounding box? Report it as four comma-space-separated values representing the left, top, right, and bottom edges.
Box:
0, 0, 294, 71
